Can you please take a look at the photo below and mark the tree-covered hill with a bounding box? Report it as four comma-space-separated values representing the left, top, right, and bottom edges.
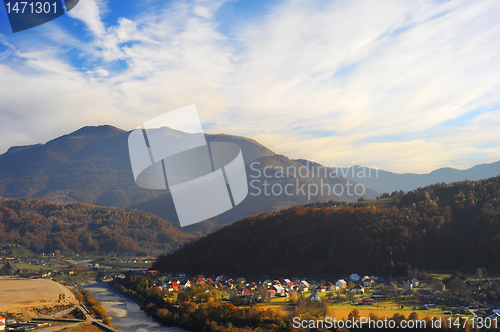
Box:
0, 197, 194, 256
153, 176, 500, 278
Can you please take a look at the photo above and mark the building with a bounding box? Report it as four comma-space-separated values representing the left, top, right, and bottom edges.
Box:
350, 274, 360, 281
179, 280, 191, 290
308, 292, 321, 302
0, 316, 5, 331
336, 279, 347, 289
0, 261, 19, 275
352, 285, 365, 294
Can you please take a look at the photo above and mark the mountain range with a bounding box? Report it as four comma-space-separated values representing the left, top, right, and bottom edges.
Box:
0, 125, 376, 233
336, 162, 500, 194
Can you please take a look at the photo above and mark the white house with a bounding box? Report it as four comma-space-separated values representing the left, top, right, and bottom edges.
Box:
336, 279, 347, 289
273, 284, 285, 296
350, 274, 360, 281
0, 316, 5, 331
179, 280, 191, 290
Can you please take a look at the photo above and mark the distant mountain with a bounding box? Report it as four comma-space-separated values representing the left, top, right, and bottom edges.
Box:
0, 125, 274, 208
0, 125, 375, 234
0, 196, 194, 256
153, 176, 500, 278
335, 161, 500, 194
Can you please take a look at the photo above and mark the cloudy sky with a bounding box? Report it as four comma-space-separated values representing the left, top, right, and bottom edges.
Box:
0, 0, 499, 173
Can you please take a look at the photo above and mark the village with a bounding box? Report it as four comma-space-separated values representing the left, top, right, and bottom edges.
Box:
127, 269, 500, 324
4, 256, 500, 329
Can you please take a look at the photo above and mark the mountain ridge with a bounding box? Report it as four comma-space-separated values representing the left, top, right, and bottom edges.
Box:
335, 161, 500, 193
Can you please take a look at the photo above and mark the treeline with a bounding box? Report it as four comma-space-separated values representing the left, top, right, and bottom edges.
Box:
153, 176, 500, 277
74, 289, 113, 326
0, 197, 194, 255
112, 274, 290, 332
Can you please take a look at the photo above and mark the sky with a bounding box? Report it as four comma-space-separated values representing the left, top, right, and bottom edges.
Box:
0, 0, 499, 174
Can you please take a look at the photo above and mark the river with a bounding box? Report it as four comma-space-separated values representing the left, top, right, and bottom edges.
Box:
82, 282, 188, 332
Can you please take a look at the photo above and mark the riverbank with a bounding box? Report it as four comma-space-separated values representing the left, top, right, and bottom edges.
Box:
82, 282, 188, 332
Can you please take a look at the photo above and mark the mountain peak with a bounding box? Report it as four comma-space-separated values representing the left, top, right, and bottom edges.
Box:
67, 125, 126, 137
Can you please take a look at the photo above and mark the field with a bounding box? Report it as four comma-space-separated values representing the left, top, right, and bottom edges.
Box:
350, 198, 396, 209
255, 291, 454, 321
0, 278, 76, 311
15, 263, 70, 270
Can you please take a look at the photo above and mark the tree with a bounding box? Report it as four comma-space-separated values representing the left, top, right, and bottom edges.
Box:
476, 267, 484, 280
348, 309, 359, 321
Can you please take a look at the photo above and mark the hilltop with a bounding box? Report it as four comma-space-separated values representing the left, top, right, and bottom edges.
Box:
153, 176, 500, 278
0, 196, 194, 256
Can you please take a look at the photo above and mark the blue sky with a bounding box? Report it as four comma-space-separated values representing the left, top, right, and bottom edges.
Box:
0, 0, 499, 173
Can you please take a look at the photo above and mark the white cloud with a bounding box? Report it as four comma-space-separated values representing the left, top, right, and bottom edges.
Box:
0, 0, 499, 173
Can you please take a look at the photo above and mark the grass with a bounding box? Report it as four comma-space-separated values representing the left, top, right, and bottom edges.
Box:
15, 263, 70, 270
95, 260, 152, 269
350, 198, 396, 209
51, 271, 98, 285
253, 290, 457, 321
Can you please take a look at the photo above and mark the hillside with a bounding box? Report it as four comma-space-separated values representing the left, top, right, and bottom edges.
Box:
0, 196, 194, 256
130, 154, 379, 229
336, 161, 500, 193
0, 125, 275, 208
153, 176, 500, 278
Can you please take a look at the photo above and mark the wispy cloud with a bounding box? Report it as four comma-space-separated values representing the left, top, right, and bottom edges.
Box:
0, 0, 499, 173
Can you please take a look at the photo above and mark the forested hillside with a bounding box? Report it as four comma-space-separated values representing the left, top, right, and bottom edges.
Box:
0, 197, 194, 256
154, 176, 500, 278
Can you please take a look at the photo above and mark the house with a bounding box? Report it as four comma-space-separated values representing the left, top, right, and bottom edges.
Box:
403, 282, 413, 290
0, 316, 5, 331
301, 280, 310, 288
179, 280, 191, 290
216, 275, 227, 282
146, 270, 160, 278
268, 289, 276, 298
363, 277, 374, 288
358, 298, 374, 305
308, 292, 321, 302
350, 274, 360, 281
273, 285, 285, 296
417, 290, 434, 301
336, 279, 347, 289
352, 285, 365, 294
327, 282, 337, 291
411, 278, 420, 287
0, 261, 19, 275
263, 279, 273, 287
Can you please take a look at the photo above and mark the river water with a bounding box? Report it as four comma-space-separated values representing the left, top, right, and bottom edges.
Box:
82, 282, 188, 332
